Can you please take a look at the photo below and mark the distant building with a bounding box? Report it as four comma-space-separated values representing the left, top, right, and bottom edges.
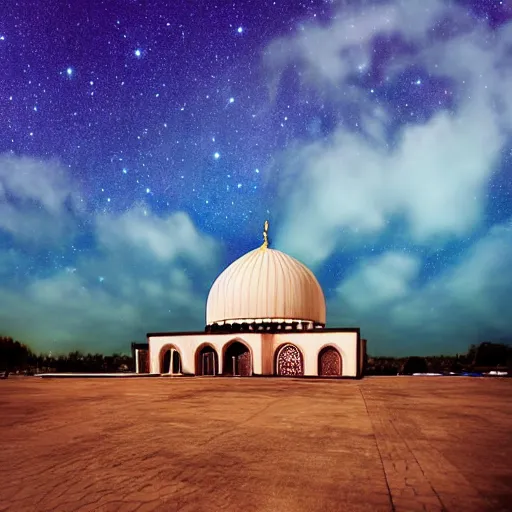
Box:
133, 222, 366, 378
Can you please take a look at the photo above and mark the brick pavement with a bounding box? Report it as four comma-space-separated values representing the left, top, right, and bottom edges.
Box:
361, 386, 490, 512
0, 376, 511, 512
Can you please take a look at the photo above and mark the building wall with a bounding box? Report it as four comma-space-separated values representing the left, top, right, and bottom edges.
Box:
148, 330, 360, 377
149, 334, 263, 375
270, 331, 358, 377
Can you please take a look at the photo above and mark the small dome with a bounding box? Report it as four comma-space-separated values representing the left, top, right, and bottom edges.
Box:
206, 245, 326, 326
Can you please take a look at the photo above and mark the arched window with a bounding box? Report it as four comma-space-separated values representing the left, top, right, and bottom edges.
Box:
318, 346, 342, 376
275, 344, 304, 376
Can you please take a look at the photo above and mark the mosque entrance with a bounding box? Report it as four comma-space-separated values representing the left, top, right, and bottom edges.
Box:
171, 351, 181, 374
196, 345, 218, 376
276, 344, 303, 376
160, 348, 182, 374
223, 341, 252, 376
318, 346, 342, 376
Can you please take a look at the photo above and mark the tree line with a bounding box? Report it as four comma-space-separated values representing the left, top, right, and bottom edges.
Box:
366, 342, 512, 375
0, 336, 134, 375
1, 334, 511, 376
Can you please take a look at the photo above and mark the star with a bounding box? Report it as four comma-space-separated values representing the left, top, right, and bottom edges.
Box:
134, 48, 142, 58
214, 152, 220, 159
237, 27, 243, 34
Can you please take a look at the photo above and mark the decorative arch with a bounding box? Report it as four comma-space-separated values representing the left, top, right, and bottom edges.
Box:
222, 339, 253, 376
195, 343, 219, 376
159, 344, 183, 375
275, 343, 304, 376
318, 345, 342, 377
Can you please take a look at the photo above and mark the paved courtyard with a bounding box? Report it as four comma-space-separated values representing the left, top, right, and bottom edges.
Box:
0, 376, 511, 512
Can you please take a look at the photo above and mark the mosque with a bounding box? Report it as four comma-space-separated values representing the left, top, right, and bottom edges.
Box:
132, 222, 366, 378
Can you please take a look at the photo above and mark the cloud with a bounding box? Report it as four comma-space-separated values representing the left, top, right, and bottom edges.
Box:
10, 248, 205, 354
392, 219, 512, 335
0, 156, 222, 354
95, 206, 218, 267
337, 252, 420, 311
273, 93, 502, 266
263, 1, 512, 355
0, 153, 83, 244
330, 218, 512, 355
264, 0, 448, 96
267, 3, 510, 267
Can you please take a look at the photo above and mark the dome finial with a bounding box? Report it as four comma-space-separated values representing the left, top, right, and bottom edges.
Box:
261, 220, 269, 249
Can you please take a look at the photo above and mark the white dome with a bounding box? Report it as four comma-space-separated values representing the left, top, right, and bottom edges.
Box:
206, 246, 326, 326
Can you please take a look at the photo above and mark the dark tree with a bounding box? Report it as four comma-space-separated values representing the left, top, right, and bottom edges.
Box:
402, 356, 428, 375
474, 342, 510, 367
0, 336, 34, 373
466, 344, 478, 365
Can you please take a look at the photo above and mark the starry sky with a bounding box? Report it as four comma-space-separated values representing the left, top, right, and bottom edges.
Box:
1, 0, 511, 357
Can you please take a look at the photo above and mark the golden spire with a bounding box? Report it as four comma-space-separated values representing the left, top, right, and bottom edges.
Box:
261, 220, 269, 249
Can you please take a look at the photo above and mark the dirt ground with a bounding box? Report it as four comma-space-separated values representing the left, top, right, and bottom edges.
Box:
0, 377, 511, 512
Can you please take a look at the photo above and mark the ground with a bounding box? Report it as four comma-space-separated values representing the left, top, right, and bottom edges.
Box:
0, 377, 511, 512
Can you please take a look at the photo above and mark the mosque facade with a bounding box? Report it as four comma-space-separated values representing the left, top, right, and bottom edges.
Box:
133, 222, 366, 378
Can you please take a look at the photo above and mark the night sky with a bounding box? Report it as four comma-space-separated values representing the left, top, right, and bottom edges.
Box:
1, 0, 511, 356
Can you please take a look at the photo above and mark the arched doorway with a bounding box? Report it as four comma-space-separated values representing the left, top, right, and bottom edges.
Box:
223, 341, 252, 376
195, 345, 219, 376
162, 350, 171, 373
276, 344, 303, 376
318, 346, 342, 376
160, 347, 182, 374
